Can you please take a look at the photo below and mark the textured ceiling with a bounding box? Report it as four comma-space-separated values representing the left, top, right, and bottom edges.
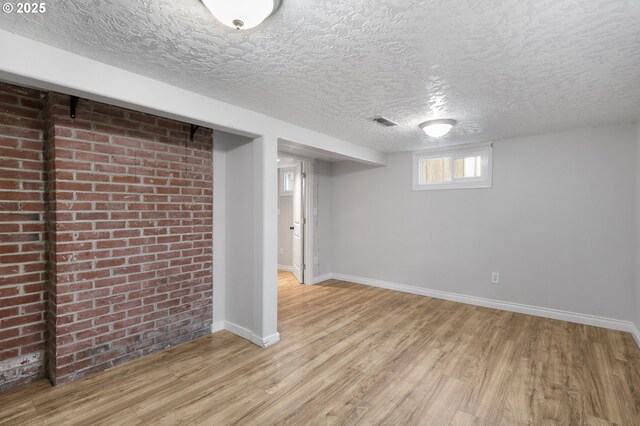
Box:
1, 0, 639, 152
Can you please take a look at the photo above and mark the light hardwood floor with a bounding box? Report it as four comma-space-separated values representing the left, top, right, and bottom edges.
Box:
1, 271, 639, 425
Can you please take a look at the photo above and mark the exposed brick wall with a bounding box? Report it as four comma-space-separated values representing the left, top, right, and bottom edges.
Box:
0, 83, 214, 392
45, 93, 213, 385
0, 83, 48, 392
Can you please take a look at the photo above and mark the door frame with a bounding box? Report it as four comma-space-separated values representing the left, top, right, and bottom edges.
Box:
278, 155, 315, 284
292, 161, 304, 283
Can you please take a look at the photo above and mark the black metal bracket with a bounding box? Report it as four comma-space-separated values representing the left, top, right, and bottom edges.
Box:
190, 124, 200, 142
69, 96, 79, 119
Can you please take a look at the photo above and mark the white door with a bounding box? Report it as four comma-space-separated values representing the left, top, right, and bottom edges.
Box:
292, 162, 304, 283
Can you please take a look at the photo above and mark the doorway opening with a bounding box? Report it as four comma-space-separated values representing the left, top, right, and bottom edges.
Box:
277, 155, 312, 284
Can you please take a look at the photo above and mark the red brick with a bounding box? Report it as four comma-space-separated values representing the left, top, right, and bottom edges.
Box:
94, 312, 126, 326
0, 83, 214, 391
0, 294, 40, 308
0, 328, 20, 341
0, 349, 19, 362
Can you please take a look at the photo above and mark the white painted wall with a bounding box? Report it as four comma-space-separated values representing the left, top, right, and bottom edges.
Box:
331, 125, 637, 322
278, 172, 294, 268
213, 131, 279, 346
212, 134, 227, 330
252, 136, 280, 346
636, 122, 640, 335
314, 160, 333, 277
216, 132, 255, 332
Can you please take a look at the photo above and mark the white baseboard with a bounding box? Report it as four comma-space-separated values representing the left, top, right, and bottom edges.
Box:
210, 321, 225, 333
215, 321, 281, 348
278, 264, 294, 272
223, 321, 253, 340
632, 323, 640, 348
308, 273, 334, 285
215, 273, 639, 349
330, 273, 640, 346
251, 332, 281, 348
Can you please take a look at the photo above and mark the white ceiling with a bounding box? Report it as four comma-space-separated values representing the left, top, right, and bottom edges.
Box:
1, 0, 639, 153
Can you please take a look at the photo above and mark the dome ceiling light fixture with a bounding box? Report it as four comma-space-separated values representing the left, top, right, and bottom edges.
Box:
202, 0, 282, 30
419, 119, 457, 138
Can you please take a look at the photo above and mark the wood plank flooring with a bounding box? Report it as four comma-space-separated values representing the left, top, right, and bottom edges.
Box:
1, 271, 639, 425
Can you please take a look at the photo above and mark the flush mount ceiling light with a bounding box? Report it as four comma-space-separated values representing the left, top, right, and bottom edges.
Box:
202, 0, 282, 30
419, 119, 457, 138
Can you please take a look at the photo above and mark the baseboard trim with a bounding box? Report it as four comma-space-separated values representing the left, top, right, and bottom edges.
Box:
216, 321, 281, 348
251, 332, 281, 348
278, 264, 294, 272
331, 273, 639, 345
308, 273, 334, 285
223, 321, 253, 341
631, 323, 640, 348
210, 321, 225, 333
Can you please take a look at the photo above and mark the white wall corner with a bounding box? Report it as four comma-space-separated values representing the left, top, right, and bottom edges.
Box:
304, 159, 316, 282
212, 134, 227, 329
211, 321, 225, 333
250, 333, 281, 348
252, 136, 279, 342
278, 264, 294, 272
636, 121, 640, 348
309, 273, 335, 285
631, 323, 640, 348
223, 322, 280, 348
224, 321, 253, 341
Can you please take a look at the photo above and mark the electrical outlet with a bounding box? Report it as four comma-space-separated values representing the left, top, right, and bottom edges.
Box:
491, 272, 500, 284
279, 248, 284, 255
314, 256, 319, 265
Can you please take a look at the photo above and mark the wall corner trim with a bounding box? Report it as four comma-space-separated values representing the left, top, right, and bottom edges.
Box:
631, 323, 640, 348
251, 333, 281, 348
329, 273, 640, 349
308, 274, 334, 285
223, 321, 253, 341
210, 321, 225, 333
221, 322, 281, 348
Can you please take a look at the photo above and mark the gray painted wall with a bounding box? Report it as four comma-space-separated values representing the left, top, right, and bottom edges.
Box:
331, 125, 637, 321
314, 160, 333, 277
219, 132, 255, 331
212, 133, 226, 326
278, 170, 294, 268
636, 122, 640, 330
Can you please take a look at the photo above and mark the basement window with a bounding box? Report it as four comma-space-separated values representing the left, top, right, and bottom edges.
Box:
413, 142, 493, 191
280, 169, 294, 196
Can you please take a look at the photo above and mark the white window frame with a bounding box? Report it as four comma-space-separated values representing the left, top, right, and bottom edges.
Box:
412, 142, 493, 191
279, 167, 295, 196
